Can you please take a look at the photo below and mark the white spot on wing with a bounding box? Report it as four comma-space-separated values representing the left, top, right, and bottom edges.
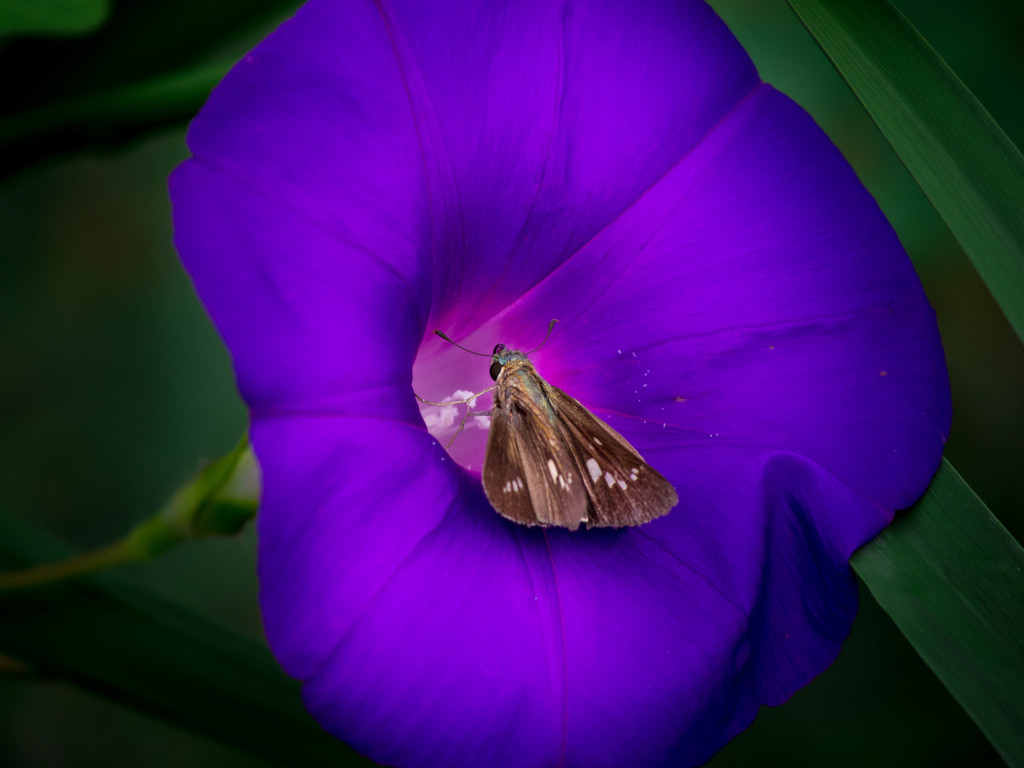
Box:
604, 472, 615, 488
586, 458, 601, 483
547, 459, 558, 481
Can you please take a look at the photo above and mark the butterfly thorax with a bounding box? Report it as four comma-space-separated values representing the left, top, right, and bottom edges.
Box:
489, 345, 552, 413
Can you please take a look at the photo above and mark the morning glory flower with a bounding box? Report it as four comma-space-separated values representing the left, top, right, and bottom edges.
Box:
170, 0, 950, 765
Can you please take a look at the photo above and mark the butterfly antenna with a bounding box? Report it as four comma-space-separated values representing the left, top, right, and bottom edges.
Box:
526, 319, 559, 355
433, 330, 492, 357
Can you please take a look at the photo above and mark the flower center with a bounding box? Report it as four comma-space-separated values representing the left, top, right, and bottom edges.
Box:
411, 343, 495, 472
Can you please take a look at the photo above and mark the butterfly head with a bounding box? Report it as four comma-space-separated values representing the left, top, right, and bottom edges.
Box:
489, 343, 530, 381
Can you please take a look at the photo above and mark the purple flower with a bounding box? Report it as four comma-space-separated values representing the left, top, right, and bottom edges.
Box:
170, 0, 950, 765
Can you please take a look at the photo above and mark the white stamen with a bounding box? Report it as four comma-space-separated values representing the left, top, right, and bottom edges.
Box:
451, 389, 478, 408
423, 404, 459, 430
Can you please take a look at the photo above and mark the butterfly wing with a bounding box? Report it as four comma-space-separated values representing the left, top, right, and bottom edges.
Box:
549, 386, 678, 527
483, 378, 589, 530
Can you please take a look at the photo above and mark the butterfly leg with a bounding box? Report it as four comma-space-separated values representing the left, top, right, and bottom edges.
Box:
445, 408, 490, 450
414, 385, 496, 407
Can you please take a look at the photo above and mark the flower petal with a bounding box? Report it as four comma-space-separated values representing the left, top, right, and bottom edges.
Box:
254, 414, 884, 767
472, 85, 949, 519
171, 164, 427, 417
547, 445, 881, 767
254, 414, 567, 767
376, 0, 759, 328
173, 0, 761, 407
172, 0, 951, 766
171, 0, 432, 412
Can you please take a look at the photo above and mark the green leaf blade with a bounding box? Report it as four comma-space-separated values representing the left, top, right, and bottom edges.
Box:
787, 0, 1024, 344
852, 461, 1024, 766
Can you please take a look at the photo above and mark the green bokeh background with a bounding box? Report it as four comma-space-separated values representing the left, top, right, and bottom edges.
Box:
1, 0, 1021, 765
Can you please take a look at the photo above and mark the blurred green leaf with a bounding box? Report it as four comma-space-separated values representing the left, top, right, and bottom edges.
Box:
852, 460, 1024, 766
787, 0, 1024, 344
0, 60, 228, 179
0, 511, 370, 766
0, 0, 298, 103
0, 0, 108, 37
0, 0, 301, 177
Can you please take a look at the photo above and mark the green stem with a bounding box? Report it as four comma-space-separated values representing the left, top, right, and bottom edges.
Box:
0, 433, 257, 591
0, 538, 139, 590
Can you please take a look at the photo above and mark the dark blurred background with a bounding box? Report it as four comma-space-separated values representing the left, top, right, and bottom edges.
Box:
0, 0, 1020, 765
